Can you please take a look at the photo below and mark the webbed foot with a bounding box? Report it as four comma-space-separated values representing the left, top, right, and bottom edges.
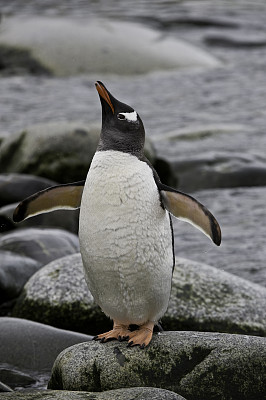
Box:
93, 321, 130, 343
127, 321, 154, 348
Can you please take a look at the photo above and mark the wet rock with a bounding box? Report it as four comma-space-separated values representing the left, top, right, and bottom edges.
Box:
0, 17, 219, 77
0, 173, 57, 207
0, 202, 79, 234
0, 121, 155, 183
0, 228, 79, 265
0, 251, 40, 304
48, 332, 266, 400
12, 253, 109, 335
0, 317, 91, 390
0, 388, 185, 399
13, 253, 266, 337
171, 152, 266, 191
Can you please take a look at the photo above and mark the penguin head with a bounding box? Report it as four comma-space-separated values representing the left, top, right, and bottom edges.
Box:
95, 81, 145, 156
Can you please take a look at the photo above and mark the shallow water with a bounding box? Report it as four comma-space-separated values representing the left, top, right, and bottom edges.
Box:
0, 1, 266, 286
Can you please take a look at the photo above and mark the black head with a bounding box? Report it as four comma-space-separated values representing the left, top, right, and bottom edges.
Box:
95, 81, 145, 157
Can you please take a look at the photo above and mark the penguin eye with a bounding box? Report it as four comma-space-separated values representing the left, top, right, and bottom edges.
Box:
117, 113, 126, 120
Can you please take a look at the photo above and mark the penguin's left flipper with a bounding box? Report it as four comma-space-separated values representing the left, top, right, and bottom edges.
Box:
159, 183, 221, 246
13, 181, 85, 223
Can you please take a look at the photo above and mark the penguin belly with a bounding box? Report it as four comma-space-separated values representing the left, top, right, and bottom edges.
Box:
79, 150, 173, 326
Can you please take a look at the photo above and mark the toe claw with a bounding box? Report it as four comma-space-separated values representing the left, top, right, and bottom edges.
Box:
140, 343, 145, 349
100, 337, 105, 343
127, 341, 134, 347
92, 335, 99, 341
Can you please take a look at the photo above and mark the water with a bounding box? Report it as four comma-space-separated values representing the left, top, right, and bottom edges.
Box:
0, 1, 266, 286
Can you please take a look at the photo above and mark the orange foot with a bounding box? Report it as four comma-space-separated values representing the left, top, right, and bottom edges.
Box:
93, 321, 131, 343
127, 321, 154, 349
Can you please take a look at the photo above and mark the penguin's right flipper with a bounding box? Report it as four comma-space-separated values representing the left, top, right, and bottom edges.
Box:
13, 181, 85, 223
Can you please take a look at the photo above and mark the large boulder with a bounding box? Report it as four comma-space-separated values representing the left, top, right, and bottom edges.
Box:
170, 152, 266, 191
164, 257, 266, 335
48, 332, 266, 400
0, 317, 91, 391
0, 121, 156, 183
0, 388, 185, 399
0, 228, 79, 265
12, 253, 109, 335
0, 122, 100, 183
13, 253, 266, 337
0, 17, 219, 76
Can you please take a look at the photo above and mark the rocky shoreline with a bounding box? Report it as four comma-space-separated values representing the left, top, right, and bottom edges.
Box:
1, 7, 266, 400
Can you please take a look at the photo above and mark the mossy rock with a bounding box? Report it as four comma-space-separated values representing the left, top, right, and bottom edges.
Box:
13, 254, 266, 337
0, 388, 185, 399
48, 332, 266, 400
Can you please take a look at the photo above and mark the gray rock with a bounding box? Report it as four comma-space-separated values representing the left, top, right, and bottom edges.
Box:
0, 121, 155, 183
0, 388, 185, 399
164, 258, 266, 336
0, 122, 100, 183
0, 251, 40, 303
171, 152, 266, 191
0, 228, 79, 265
12, 254, 109, 335
0, 173, 57, 207
48, 332, 266, 400
13, 253, 266, 337
0, 17, 219, 76
0, 317, 91, 390
0, 203, 79, 234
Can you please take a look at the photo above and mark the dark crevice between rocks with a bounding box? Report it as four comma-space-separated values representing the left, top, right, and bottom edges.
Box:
0, 44, 52, 76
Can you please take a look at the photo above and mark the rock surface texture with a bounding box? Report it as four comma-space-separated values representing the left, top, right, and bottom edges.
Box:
13, 253, 266, 337
48, 332, 266, 400
0, 388, 185, 399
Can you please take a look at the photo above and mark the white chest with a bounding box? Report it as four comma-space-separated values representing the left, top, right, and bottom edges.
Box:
79, 150, 173, 324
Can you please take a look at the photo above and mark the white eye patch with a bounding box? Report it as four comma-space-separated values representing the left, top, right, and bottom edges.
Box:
118, 111, 138, 122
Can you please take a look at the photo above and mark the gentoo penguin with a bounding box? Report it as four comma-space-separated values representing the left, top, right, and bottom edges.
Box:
13, 81, 221, 348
